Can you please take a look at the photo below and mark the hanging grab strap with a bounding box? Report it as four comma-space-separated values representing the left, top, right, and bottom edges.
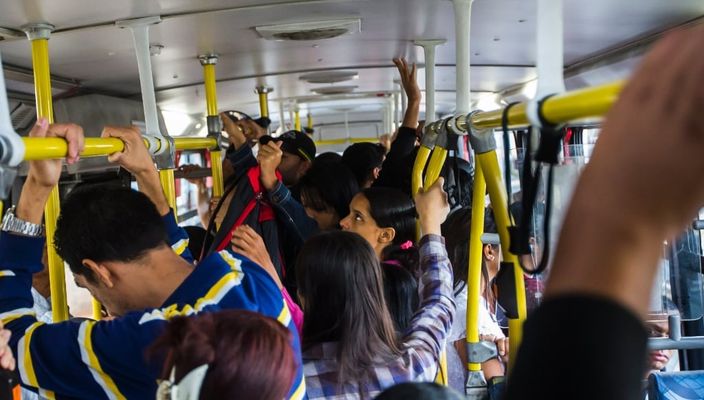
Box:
508, 95, 565, 275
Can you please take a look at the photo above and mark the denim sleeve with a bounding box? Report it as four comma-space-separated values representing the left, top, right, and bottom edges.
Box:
268, 181, 319, 241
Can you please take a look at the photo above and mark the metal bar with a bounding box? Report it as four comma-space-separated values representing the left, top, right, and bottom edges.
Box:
476, 151, 527, 372
466, 162, 486, 372
257, 89, 271, 118
461, 80, 624, 131
159, 169, 177, 217
173, 137, 218, 151
26, 25, 70, 323
21, 136, 217, 160
415, 40, 446, 123
423, 147, 448, 189
649, 337, 704, 351
313, 137, 380, 146
294, 109, 301, 131
201, 58, 225, 199
203, 64, 218, 117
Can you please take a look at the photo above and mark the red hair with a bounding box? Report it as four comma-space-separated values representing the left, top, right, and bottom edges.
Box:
149, 310, 296, 400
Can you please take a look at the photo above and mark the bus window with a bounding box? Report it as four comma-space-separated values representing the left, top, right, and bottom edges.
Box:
668, 228, 704, 320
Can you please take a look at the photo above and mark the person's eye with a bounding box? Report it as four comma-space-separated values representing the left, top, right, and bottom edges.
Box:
354, 213, 363, 221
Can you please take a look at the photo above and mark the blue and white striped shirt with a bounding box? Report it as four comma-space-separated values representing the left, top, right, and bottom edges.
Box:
0, 210, 306, 400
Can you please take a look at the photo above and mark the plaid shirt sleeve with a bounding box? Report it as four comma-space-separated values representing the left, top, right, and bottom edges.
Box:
401, 234, 455, 380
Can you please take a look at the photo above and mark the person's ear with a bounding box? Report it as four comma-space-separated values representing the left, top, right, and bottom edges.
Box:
81, 259, 115, 288
372, 167, 381, 180
378, 227, 396, 245
483, 244, 496, 261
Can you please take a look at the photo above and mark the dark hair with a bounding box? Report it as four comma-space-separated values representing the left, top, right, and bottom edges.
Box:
342, 143, 386, 187
299, 161, 359, 227
376, 382, 464, 400
362, 187, 419, 275
441, 207, 498, 302
381, 262, 419, 333
296, 231, 401, 381
150, 310, 296, 400
55, 185, 169, 281
314, 152, 343, 165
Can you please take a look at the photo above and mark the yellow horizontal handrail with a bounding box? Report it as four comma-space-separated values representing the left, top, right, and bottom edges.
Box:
314, 137, 379, 146
21, 136, 218, 161
461, 80, 624, 131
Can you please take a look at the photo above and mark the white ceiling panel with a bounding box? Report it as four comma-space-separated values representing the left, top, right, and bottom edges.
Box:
0, 0, 701, 128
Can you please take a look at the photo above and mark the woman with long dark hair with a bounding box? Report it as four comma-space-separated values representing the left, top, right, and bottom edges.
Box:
297, 179, 454, 399
339, 187, 420, 332
441, 207, 506, 391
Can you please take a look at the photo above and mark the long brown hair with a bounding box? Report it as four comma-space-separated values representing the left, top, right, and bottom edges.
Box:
149, 310, 296, 400
296, 231, 402, 381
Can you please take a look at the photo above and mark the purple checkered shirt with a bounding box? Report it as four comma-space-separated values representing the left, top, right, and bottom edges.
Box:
302, 234, 455, 399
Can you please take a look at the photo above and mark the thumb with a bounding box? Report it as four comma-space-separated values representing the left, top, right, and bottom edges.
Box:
273, 140, 283, 149
29, 118, 49, 138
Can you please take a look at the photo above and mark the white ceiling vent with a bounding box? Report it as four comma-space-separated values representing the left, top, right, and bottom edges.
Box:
255, 19, 361, 41
300, 71, 359, 84
312, 85, 358, 95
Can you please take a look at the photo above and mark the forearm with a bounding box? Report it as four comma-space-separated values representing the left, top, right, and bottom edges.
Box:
15, 179, 53, 224
545, 169, 664, 317
402, 98, 420, 129
135, 169, 170, 216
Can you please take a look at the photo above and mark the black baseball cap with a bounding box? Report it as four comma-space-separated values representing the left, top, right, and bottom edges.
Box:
260, 130, 316, 162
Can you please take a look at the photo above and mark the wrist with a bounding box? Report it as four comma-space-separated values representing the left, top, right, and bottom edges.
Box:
261, 172, 277, 190
419, 218, 441, 237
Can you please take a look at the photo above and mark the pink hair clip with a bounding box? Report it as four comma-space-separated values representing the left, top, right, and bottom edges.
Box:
400, 240, 413, 250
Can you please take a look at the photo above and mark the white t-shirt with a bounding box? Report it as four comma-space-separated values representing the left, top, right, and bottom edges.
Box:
449, 282, 505, 342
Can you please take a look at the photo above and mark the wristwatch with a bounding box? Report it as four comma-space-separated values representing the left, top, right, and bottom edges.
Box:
1, 206, 45, 237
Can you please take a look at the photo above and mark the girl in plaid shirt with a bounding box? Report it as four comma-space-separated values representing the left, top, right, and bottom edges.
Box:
296, 178, 454, 399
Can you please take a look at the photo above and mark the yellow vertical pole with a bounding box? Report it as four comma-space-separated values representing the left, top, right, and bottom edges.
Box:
466, 162, 486, 372
307, 113, 313, 130
26, 23, 69, 322
257, 89, 271, 119
200, 56, 224, 198
477, 150, 527, 372
160, 169, 177, 216
294, 109, 301, 132
423, 147, 448, 189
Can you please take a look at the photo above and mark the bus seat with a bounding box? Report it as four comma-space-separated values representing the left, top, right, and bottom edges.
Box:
648, 371, 704, 400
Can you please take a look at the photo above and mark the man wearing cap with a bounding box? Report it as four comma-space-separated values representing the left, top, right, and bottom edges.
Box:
220, 114, 319, 299
221, 113, 315, 193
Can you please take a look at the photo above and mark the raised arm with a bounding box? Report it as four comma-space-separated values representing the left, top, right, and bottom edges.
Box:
506, 25, 704, 400
101, 126, 193, 262
401, 178, 454, 378
394, 57, 421, 130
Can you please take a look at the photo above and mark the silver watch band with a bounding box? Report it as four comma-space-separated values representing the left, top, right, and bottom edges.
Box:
1, 206, 45, 237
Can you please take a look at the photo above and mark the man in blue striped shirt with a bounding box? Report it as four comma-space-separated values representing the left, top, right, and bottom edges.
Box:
0, 120, 306, 399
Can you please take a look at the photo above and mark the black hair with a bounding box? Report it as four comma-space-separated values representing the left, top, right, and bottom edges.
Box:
376, 382, 464, 400
342, 142, 386, 188
299, 161, 359, 227
313, 152, 343, 166
381, 262, 419, 334
54, 184, 169, 281
362, 187, 419, 275
296, 231, 401, 381
441, 207, 498, 301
